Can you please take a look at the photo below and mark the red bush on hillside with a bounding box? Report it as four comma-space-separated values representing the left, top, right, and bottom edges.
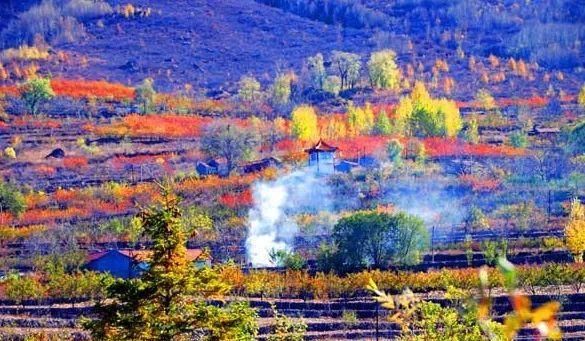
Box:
89, 114, 212, 138
219, 189, 253, 209
33, 164, 56, 176
62, 156, 89, 170
459, 174, 502, 192
276, 136, 525, 159
51, 79, 135, 101
0, 85, 18, 96
89, 114, 255, 138
422, 137, 525, 157
13, 116, 61, 129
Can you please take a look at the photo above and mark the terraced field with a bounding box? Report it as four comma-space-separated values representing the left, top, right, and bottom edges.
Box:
2, 291, 585, 340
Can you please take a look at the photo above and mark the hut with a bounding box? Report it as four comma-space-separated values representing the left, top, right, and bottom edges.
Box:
196, 159, 224, 177
335, 160, 360, 173
241, 156, 282, 174
86, 249, 211, 278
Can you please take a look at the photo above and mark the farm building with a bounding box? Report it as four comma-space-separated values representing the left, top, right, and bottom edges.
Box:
196, 159, 223, 177
305, 139, 338, 175
531, 126, 561, 141
241, 156, 282, 174
85, 249, 211, 278
335, 160, 361, 173
357, 155, 379, 169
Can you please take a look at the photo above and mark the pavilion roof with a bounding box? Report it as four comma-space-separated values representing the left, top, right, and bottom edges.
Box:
304, 139, 338, 153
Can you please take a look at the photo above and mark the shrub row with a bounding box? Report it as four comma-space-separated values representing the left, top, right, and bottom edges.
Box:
220, 263, 585, 299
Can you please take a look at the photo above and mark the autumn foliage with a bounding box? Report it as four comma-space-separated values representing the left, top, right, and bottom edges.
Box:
276, 136, 525, 159
12, 116, 61, 129
50, 79, 135, 100
458, 174, 502, 192
422, 137, 526, 157
219, 189, 253, 209
0, 79, 135, 100
0, 85, 19, 96
62, 156, 89, 170
88, 114, 213, 138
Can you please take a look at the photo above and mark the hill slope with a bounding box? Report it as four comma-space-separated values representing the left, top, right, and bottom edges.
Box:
51, 0, 376, 91
1, 0, 584, 98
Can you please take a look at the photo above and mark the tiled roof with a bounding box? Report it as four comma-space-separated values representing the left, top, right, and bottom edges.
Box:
87, 249, 209, 263
305, 139, 338, 153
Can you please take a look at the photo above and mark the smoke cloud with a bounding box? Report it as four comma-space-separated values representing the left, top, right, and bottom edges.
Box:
246, 168, 332, 267
383, 177, 466, 227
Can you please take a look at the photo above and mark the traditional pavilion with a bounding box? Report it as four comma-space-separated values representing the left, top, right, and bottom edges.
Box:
305, 139, 338, 174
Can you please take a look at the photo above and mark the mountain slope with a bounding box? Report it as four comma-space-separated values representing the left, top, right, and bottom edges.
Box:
51, 0, 375, 91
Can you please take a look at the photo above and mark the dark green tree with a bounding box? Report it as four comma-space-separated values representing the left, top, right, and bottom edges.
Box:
386, 139, 404, 165
269, 249, 306, 270
84, 190, 258, 340
509, 130, 529, 148
332, 211, 428, 272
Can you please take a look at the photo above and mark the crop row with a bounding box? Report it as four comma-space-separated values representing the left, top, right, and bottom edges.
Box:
221, 262, 585, 299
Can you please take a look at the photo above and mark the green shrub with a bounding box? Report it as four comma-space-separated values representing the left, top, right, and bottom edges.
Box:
268, 304, 307, 341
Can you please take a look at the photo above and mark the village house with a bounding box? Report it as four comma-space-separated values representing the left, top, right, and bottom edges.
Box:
530, 126, 561, 141
85, 249, 211, 279
196, 159, 223, 177
240, 156, 282, 174
335, 160, 361, 173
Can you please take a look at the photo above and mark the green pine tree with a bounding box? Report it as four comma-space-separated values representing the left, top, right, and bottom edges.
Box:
84, 189, 258, 340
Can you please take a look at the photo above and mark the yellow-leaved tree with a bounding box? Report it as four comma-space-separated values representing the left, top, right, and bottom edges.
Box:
291, 105, 319, 142
436, 98, 463, 138
410, 81, 433, 111
578, 83, 585, 110
394, 96, 413, 136
347, 102, 374, 136
322, 116, 347, 140
367, 49, 400, 90
566, 198, 585, 262
396, 81, 462, 138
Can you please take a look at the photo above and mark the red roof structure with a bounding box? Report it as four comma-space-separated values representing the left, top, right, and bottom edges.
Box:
304, 139, 338, 153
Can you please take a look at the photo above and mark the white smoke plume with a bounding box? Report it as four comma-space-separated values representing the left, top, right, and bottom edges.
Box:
384, 177, 466, 227
246, 168, 331, 267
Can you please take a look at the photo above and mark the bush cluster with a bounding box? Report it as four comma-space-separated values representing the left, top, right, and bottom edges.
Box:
220, 263, 585, 299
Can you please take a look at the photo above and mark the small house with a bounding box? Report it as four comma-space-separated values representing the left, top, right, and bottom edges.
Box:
86, 249, 211, 278
305, 139, 338, 175
531, 126, 561, 140
357, 155, 379, 169
196, 159, 220, 176
335, 160, 360, 173
241, 156, 282, 174
85, 250, 142, 278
